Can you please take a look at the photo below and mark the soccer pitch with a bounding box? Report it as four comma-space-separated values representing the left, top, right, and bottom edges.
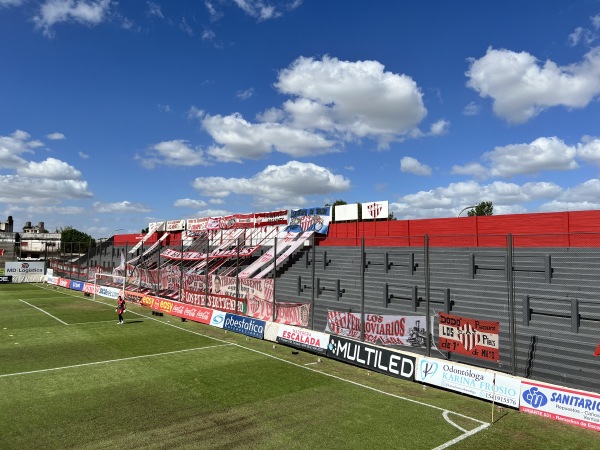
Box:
0, 284, 597, 449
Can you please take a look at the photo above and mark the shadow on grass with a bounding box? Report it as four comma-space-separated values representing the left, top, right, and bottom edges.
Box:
123, 320, 144, 324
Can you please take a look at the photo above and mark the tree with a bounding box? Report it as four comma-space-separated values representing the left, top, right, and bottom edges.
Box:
60, 227, 95, 253
467, 201, 494, 217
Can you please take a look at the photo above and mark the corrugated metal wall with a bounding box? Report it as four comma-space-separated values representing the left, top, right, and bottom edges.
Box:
274, 239, 600, 394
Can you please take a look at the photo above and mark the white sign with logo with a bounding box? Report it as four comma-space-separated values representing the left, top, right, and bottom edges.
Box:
416, 357, 521, 407
520, 380, 600, 432
361, 201, 389, 220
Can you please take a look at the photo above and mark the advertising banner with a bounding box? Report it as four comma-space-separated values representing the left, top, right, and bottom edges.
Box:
97, 285, 121, 300
223, 313, 265, 339
325, 310, 429, 347
0, 275, 12, 283
6, 261, 45, 275
210, 310, 226, 328
326, 335, 416, 381
520, 380, 600, 432
438, 312, 500, 361
69, 280, 84, 291
264, 322, 280, 342
277, 325, 329, 355
416, 357, 521, 407
286, 206, 331, 234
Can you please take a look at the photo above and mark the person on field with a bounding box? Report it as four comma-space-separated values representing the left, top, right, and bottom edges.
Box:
116, 295, 126, 324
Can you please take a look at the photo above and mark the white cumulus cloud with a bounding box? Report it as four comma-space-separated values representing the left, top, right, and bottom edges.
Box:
466, 47, 600, 123
400, 156, 432, 176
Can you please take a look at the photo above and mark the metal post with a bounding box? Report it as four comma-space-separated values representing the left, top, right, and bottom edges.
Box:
235, 236, 240, 314
360, 236, 365, 341
425, 234, 431, 357
179, 235, 184, 303
271, 236, 277, 322
205, 233, 210, 307
310, 233, 316, 329
507, 233, 517, 375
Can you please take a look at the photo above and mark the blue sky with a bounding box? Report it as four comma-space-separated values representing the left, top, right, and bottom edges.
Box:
2, 0, 600, 238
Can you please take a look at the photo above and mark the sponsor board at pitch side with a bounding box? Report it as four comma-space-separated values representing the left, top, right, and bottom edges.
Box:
327, 335, 416, 381
417, 357, 520, 407
520, 380, 600, 432
223, 313, 265, 339
276, 325, 329, 355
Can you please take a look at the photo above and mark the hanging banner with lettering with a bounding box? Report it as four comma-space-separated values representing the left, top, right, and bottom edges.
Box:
438, 312, 500, 362
285, 206, 331, 234
254, 209, 288, 227
325, 310, 428, 347
247, 298, 310, 327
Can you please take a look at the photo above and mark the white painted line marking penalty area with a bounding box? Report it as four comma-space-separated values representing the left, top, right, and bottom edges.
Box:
0, 343, 234, 378
19, 299, 68, 325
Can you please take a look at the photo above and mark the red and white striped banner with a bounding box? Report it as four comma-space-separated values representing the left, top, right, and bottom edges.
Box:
438, 312, 500, 361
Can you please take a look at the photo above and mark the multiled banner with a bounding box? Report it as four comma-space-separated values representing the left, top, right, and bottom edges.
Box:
438, 312, 500, 361
223, 313, 265, 339
520, 380, 600, 432
417, 357, 520, 407
326, 335, 416, 381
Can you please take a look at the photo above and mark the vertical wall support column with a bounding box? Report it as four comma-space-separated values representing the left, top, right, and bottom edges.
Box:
507, 233, 517, 376
424, 234, 431, 357
360, 237, 365, 342
310, 234, 316, 329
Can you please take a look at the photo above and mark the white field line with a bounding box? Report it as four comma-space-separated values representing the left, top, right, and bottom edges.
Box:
19, 299, 68, 325
0, 344, 233, 378
28, 283, 490, 441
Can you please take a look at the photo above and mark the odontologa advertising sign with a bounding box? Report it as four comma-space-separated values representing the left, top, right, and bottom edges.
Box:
520, 380, 600, 432
417, 357, 521, 407
326, 335, 416, 381
276, 325, 329, 354
325, 310, 429, 347
438, 312, 500, 361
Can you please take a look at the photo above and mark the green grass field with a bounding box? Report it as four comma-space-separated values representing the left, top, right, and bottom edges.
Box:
1, 283, 598, 449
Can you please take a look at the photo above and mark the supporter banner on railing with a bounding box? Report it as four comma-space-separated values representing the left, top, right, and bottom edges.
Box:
255, 209, 288, 227
247, 298, 310, 327
166, 219, 185, 231
187, 217, 209, 232
327, 335, 416, 381
417, 357, 521, 407
325, 310, 428, 347
438, 312, 500, 362
205, 294, 246, 314
277, 325, 329, 354
286, 206, 331, 234
520, 380, 600, 432
210, 275, 273, 301
361, 200, 389, 220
